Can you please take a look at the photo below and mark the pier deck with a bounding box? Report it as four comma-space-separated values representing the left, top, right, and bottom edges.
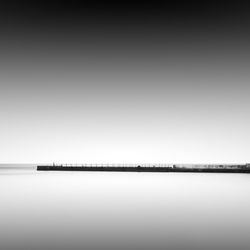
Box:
37, 164, 250, 173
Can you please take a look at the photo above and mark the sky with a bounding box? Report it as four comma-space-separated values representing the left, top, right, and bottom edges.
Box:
1, 1, 250, 164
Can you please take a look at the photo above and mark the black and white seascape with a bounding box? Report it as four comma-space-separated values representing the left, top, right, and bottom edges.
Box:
1, 1, 250, 250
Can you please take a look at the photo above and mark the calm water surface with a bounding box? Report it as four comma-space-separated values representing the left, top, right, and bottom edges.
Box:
0, 165, 250, 250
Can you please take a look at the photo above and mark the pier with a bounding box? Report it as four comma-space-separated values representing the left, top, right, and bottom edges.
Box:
37, 164, 250, 173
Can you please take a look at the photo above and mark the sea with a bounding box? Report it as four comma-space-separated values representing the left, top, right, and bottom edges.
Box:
0, 164, 250, 250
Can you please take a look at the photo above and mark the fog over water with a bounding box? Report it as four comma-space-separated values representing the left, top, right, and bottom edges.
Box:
0, 165, 250, 250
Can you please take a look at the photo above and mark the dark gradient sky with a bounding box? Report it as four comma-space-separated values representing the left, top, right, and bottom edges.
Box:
1, 1, 250, 163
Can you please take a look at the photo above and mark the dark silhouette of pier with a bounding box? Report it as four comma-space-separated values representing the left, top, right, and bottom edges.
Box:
37, 164, 250, 173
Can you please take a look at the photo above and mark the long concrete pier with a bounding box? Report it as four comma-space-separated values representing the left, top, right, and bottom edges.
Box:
37, 164, 250, 173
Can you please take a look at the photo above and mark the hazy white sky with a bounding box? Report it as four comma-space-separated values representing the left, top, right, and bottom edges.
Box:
1, 65, 249, 164
0, 2, 250, 164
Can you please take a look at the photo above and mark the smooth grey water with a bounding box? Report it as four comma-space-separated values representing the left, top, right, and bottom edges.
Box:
0, 165, 250, 250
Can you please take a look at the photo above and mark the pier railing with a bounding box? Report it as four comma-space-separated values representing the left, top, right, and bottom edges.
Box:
43, 163, 249, 169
